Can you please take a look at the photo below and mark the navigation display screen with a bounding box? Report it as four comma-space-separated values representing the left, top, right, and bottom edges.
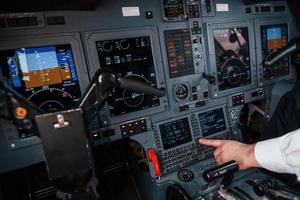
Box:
165, 29, 194, 78
198, 108, 227, 137
213, 27, 251, 91
0, 44, 81, 112
159, 118, 192, 150
261, 24, 289, 80
96, 36, 160, 117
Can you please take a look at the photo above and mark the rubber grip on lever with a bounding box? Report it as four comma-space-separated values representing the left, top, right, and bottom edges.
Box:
202, 160, 239, 182
118, 77, 166, 97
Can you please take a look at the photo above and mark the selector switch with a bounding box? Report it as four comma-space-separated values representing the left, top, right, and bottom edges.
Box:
202, 73, 216, 84
193, 36, 201, 44
177, 169, 194, 182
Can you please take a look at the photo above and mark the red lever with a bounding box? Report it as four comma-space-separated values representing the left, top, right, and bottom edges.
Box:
147, 148, 161, 177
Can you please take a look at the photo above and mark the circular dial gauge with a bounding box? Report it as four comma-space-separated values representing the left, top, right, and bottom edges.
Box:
28, 88, 74, 112
101, 41, 113, 52
221, 58, 246, 85
120, 39, 130, 50
174, 83, 189, 100
122, 75, 148, 108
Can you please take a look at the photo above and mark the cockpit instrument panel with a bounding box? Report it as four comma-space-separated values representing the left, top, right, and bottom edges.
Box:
213, 27, 252, 91
165, 29, 194, 78
261, 23, 289, 80
0, 44, 81, 113
162, 0, 186, 21
96, 36, 160, 117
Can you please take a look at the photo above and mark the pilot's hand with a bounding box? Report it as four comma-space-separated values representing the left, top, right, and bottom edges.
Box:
199, 139, 261, 170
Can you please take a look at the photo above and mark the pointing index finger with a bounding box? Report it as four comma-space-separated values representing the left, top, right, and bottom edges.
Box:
199, 139, 223, 147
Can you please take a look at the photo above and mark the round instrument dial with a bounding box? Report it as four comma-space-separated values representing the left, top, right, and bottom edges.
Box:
122, 75, 148, 108
174, 83, 189, 101
102, 41, 113, 52
221, 58, 246, 85
120, 39, 130, 50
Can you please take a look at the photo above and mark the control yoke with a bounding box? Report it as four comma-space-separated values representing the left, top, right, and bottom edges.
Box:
264, 38, 300, 66
78, 68, 166, 113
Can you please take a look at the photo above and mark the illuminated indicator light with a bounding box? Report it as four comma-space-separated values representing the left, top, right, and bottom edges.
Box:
170, 63, 177, 68
15, 107, 28, 119
147, 148, 161, 176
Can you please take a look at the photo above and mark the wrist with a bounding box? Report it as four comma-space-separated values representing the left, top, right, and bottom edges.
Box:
245, 144, 262, 168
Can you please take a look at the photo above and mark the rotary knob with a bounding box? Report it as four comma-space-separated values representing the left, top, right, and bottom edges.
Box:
177, 169, 194, 182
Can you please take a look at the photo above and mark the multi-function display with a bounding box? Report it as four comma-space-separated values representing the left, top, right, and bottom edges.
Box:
96, 36, 160, 117
261, 23, 289, 80
198, 108, 227, 137
0, 44, 81, 112
159, 117, 192, 150
213, 27, 252, 91
165, 29, 194, 78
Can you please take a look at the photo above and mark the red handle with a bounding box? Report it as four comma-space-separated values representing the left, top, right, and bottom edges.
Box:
147, 148, 161, 177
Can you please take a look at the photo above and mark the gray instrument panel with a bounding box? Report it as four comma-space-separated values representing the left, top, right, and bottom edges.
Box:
0, 0, 298, 199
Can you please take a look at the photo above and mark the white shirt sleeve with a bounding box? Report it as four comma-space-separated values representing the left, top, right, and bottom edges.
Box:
254, 129, 300, 181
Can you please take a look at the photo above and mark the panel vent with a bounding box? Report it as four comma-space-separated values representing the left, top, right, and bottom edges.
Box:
260, 5, 271, 12
274, 5, 285, 12
0, 12, 44, 29
46, 16, 65, 25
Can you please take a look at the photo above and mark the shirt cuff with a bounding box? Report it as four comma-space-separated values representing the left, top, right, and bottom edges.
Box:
254, 137, 291, 173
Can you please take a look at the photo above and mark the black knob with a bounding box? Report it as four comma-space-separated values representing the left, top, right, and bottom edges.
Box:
246, 180, 266, 197
202, 73, 216, 84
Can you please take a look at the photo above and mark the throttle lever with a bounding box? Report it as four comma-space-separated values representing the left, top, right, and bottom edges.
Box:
203, 160, 239, 188
247, 179, 300, 199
